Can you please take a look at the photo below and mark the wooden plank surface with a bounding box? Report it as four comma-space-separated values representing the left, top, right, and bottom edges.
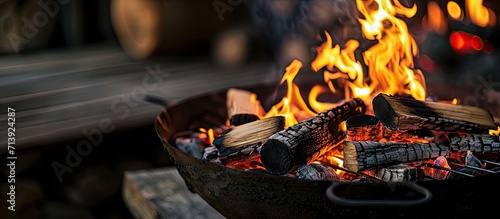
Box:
0, 43, 274, 153
123, 167, 225, 219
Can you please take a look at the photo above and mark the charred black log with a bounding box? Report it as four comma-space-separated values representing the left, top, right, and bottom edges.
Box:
343, 141, 449, 172
295, 164, 340, 181
260, 98, 366, 175
373, 93, 497, 132
449, 134, 500, 153
375, 164, 424, 182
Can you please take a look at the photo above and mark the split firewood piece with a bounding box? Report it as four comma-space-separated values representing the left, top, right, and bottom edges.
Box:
430, 156, 451, 180
372, 93, 497, 132
346, 114, 427, 142
375, 164, 424, 182
343, 141, 449, 172
449, 134, 500, 153
226, 88, 265, 120
213, 116, 285, 149
260, 98, 366, 175
295, 164, 340, 181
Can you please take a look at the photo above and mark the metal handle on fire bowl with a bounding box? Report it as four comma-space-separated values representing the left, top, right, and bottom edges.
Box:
326, 182, 433, 207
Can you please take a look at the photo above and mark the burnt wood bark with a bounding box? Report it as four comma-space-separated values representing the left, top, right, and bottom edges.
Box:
375, 164, 424, 182
372, 93, 497, 132
449, 134, 500, 153
343, 141, 449, 172
260, 98, 366, 175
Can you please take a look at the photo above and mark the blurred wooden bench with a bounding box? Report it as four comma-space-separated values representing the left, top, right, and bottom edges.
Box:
0, 44, 273, 154
123, 166, 225, 219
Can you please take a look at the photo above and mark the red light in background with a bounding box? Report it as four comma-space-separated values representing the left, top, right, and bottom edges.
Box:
471, 36, 483, 51
449, 31, 469, 54
450, 31, 493, 54
418, 54, 435, 72
483, 40, 493, 54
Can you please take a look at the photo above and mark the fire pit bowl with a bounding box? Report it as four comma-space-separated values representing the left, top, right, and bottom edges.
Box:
155, 83, 500, 219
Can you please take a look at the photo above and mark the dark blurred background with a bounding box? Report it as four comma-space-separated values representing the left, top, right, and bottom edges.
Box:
1, 0, 499, 218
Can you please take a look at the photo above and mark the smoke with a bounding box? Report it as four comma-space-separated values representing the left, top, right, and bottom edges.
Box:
244, 0, 361, 68
243, 0, 366, 108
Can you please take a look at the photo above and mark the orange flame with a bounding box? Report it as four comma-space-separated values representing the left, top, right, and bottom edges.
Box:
264, 60, 317, 127
490, 127, 500, 136
199, 128, 215, 144
268, 0, 426, 126
313, 0, 426, 106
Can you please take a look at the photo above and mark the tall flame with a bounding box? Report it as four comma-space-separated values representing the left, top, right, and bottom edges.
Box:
269, 0, 426, 127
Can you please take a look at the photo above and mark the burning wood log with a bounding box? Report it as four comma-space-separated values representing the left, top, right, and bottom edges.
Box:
295, 164, 340, 181
343, 141, 449, 172
449, 134, 500, 153
213, 116, 285, 149
375, 164, 424, 182
260, 98, 366, 175
372, 93, 497, 132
